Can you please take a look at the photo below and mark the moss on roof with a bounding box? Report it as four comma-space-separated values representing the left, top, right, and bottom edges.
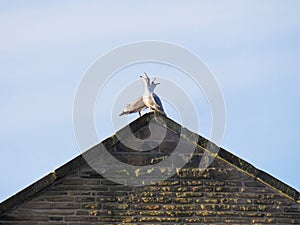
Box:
0, 112, 299, 216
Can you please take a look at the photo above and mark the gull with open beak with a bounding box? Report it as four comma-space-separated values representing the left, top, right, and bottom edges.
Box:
119, 72, 166, 117
140, 72, 166, 116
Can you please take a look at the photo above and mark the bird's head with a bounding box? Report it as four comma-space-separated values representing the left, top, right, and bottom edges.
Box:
149, 77, 160, 92
140, 72, 151, 86
140, 72, 160, 92
151, 77, 160, 86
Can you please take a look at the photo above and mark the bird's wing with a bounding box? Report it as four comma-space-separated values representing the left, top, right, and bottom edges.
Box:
153, 93, 166, 116
153, 93, 164, 110
120, 96, 147, 116
129, 97, 147, 112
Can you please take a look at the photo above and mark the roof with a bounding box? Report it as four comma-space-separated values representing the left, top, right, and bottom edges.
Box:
0, 112, 299, 215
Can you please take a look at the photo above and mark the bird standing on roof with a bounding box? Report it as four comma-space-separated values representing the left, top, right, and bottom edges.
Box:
119, 73, 166, 117
140, 72, 166, 116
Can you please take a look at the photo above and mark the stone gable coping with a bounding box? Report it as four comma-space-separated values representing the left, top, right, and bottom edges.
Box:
0, 112, 299, 216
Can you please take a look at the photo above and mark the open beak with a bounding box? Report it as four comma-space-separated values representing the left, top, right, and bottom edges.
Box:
143, 72, 150, 79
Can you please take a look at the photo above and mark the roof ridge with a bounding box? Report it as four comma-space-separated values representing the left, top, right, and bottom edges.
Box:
1, 113, 299, 215
0, 113, 152, 215
152, 114, 300, 202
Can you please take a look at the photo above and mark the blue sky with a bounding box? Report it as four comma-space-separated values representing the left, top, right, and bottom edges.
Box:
0, 1, 300, 202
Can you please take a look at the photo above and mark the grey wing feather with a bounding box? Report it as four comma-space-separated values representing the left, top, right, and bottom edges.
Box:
153, 93, 166, 116
119, 97, 147, 116
128, 97, 146, 111
153, 94, 163, 110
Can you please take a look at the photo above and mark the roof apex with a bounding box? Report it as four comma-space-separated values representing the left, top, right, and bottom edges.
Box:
0, 112, 299, 215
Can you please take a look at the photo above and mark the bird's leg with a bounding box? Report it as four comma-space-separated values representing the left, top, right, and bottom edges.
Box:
139, 111, 141, 117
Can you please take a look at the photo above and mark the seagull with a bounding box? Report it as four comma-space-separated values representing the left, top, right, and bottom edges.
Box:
119, 73, 166, 117
140, 72, 166, 116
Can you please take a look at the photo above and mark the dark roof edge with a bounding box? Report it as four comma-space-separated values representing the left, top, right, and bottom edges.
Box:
0, 114, 150, 216
153, 114, 300, 203
217, 148, 299, 202
1, 113, 299, 215
0, 172, 56, 216
0, 154, 86, 216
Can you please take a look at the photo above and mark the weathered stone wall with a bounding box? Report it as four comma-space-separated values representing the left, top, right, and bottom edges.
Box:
0, 120, 299, 224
